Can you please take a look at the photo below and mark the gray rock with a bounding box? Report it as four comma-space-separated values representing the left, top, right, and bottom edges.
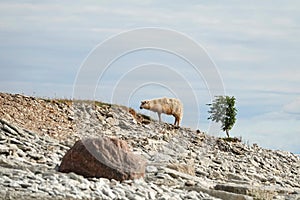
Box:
185, 180, 196, 186
106, 117, 119, 126
214, 183, 276, 200
146, 165, 158, 173
0, 145, 10, 155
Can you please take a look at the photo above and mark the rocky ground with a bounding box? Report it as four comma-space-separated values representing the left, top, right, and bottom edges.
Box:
0, 92, 299, 200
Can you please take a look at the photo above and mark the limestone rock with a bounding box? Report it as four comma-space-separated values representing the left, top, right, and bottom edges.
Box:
58, 137, 146, 181
167, 160, 195, 176
215, 183, 276, 200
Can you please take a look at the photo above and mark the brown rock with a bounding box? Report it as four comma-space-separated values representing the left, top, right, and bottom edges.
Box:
167, 160, 195, 176
58, 137, 146, 181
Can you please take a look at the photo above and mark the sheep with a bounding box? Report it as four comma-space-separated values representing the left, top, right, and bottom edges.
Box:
128, 108, 150, 124
139, 97, 183, 126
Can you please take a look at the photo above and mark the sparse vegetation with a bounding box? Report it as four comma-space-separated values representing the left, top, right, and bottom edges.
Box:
55, 98, 73, 105
94, 101, 112, 108
220, 136, 241, 143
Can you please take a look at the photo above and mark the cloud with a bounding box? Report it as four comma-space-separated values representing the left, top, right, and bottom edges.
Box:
283, 98, 300, 115
231, 97, 300, 153
233, 116, 300, 153
0, 81, 73, 98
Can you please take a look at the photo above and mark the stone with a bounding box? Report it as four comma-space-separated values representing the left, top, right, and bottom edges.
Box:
147, 189, 157, 199
28, 152, 45, 161
106, 117, 119, 126
0, 144, 10, 155
119, 121, 132, 130
215, 183, 276, 200
226, 172, 249, 181
58, 137, 146, 181
146, 165, 158, 173
167, 161, 195, 176
185, 180, 195, 186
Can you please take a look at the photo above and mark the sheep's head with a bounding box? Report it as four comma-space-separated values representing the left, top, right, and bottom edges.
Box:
140, 100, 150, 110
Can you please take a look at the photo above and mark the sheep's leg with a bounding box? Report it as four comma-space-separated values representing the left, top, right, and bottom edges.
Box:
173, 114, 180, 126
157, 113, 161, 123
174, 117, 177, 126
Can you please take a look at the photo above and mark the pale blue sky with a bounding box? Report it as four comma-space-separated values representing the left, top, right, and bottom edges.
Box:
0, 1, 299, 153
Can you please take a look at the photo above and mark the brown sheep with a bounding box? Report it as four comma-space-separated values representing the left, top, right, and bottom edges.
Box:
140, 97, 183, 126
128, 108, 151, 125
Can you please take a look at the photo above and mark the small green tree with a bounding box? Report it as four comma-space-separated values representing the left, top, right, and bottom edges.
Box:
207, 96, 237, 137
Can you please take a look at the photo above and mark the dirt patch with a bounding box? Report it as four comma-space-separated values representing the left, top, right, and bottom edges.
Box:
0, 93, 74, 140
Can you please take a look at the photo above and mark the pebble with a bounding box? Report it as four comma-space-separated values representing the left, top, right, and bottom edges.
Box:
185, 180, 196, 186
146, 165, 158, 173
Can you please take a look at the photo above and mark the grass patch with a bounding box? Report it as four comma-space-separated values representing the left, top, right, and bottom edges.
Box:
94, 101, 112, 108
55, 99, 73, 106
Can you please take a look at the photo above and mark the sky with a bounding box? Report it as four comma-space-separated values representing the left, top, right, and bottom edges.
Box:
0, 0, 299, 153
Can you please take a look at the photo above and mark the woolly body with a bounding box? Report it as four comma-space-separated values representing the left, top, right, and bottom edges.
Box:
140, 97, 183, 126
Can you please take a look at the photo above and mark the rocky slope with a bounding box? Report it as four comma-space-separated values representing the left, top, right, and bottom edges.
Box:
0, 92, 299, 200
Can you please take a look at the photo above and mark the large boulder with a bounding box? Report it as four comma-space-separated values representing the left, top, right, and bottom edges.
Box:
58, 137, 146, 181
